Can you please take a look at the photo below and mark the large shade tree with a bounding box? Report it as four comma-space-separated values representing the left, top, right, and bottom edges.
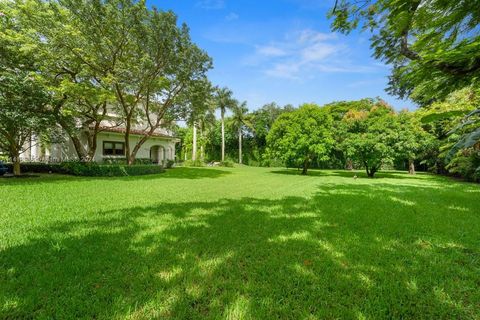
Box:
8, 0, 212, 164
329, 0, 480, 155
340, 102, 398, 177
329, 0, 480, 105
0, 70, 53, 175
267, 104, 334, 175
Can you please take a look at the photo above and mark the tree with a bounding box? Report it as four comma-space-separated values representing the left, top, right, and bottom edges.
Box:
341, 102, 398, 177
394, 111, 434, 174
183, 80, 215, 162
9, 0, 212, 165
324, 98, 380, 169
0, 5, 54, 175
230, 101, 251, 164
0, 70, 53, 175
267, 104, 334, 175
3, 0, 122, 161
248, 103, 295, 164
215, 87, 235, 161
329, 0, 480, 106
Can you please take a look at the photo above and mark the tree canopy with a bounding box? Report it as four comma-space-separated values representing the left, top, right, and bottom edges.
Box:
267, 104, 334, 175
329, 0, 480, 105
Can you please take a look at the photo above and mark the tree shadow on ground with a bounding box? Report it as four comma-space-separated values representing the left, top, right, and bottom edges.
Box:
271, 168, 439, 180
0, 167, 230, 186
161, 167, 231, 179
1, 182, 479, 318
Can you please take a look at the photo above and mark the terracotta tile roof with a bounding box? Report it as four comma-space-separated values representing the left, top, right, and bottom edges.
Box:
97, 126, 177, 139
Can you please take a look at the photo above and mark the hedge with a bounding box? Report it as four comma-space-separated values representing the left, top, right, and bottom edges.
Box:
5, 162, 164, 177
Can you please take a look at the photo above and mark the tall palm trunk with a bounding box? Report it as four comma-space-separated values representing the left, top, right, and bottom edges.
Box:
200, 125, 205, 162
221, 108, 225, 162
192, 121, 197, 161
238, 127, 242, 164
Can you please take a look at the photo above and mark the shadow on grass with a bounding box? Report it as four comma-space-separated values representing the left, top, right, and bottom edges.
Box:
0, 167, 230, 186
1, 182, 479, 318
161, 167, 231, 179
271, 168, 436, 180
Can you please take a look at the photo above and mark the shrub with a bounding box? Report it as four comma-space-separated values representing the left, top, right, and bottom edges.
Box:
219, 160, 234, 167
184, 159, 204, 167
102, 157, 152, 165
165, 160, 175, 169
61, 162, 164, 176
4, 162, 67, 174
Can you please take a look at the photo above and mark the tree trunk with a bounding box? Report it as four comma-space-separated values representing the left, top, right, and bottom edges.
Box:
192, 122, 197, 161
408, 159, 416, 175
56, 115, 88, 161
367, 165, 378, 178
125, 113, 133, 165
200, 126, 205, 162
301, 159, 310, 175
346, 159, 353, 170
221, 109, 225, 162
12, 150, 21, 176
238, 127, 242, 164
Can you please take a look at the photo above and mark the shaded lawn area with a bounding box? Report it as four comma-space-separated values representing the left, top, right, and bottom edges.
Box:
1, 167, 479, 319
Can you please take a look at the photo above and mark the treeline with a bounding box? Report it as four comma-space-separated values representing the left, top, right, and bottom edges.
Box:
178, 92, 479, 180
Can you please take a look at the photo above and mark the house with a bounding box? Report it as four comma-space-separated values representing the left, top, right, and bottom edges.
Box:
21, 124, 179, 165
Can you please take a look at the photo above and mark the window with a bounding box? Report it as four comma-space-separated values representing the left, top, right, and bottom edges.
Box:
103, 141, 125, 156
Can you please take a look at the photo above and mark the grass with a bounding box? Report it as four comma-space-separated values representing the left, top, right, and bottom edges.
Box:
1, 166, 479, 319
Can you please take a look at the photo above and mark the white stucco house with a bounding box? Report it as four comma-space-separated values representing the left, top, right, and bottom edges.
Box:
21, 124, 179, 165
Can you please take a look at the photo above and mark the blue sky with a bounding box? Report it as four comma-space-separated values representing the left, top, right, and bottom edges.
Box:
150, 0, 414, 111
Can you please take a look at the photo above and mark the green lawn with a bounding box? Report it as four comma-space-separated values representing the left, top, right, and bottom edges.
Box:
1, 166, 479, 319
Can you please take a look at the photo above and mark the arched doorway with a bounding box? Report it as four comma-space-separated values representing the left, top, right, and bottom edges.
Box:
150, 146, 165, 165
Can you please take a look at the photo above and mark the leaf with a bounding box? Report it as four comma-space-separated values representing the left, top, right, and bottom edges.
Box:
420, 110, 469, 123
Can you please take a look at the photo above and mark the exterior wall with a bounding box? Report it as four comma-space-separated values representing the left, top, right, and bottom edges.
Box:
20, 132, 177, 164
20, 134, 79, 162
93, 132, 176, 163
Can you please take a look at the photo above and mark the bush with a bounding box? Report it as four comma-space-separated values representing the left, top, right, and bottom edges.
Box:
4, 162, 68, 174
165, 160, 175, 169
102, 157, 152, 165
183, 159, 204, 167
61, 162, 164, 176
219, 160, 234, 167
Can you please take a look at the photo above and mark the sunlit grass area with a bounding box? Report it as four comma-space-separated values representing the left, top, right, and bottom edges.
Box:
1, 167, 479, 319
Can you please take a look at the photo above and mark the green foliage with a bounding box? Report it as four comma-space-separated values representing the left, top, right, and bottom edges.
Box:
183, 159, 205, 167
102, 157, 153, 165
165, 160, 175, 169
446, 150, 480, 182
4, 162, 68, 174
0, 68, 54, 175
341, 102, 399, 177
60, 162, 164, 176
4, 162, 165, 176
3, 0, 212, 163
329, 0, 480, 105
219, 160, 234, 167
267, 104, 334, 174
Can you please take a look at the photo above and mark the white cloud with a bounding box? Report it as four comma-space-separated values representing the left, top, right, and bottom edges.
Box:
196, 0, 225, 10
225, 12, 239, 21
256, 45, 288, 57
244, 28, 381, 80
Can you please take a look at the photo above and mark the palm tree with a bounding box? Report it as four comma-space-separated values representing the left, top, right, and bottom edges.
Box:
231, 100, 251, 164
187, 80, 215, 161
215, 87, 235, 161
